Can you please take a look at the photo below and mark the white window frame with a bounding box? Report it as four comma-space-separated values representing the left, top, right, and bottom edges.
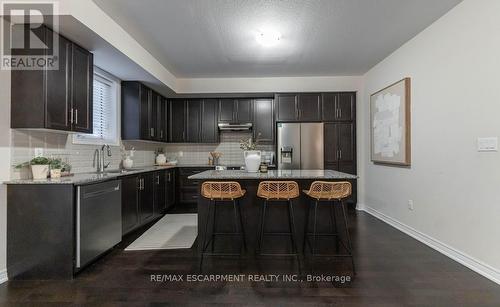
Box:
73, 67, 121, 146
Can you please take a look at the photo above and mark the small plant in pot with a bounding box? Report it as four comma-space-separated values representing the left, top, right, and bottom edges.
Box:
49, 158, 63, 178
15, 157, 51, 180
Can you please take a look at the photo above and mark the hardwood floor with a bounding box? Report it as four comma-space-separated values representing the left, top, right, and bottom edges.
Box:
1, 207, 499, 306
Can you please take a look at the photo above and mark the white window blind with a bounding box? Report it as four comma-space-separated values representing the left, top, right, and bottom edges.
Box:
73, 68, 119, 145
92, 75, 113, 140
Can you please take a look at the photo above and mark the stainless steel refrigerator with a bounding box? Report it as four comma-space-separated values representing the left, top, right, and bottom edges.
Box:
277, 123, 324, 170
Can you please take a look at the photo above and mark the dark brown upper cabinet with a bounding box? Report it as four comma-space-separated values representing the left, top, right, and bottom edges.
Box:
122, 82, 169, 142
169, 99, 219, 144
168, 99, 186, 143
70, 44, 93, 133
11, 26, 93, 133
201, 99, 219, 143
297, 93, 321, 121
253, 99, 274, 144
186, 99, 202, 143
157, 97, 168, 142
275, 94, 297, 121
218, 99, 253, 123
276, 93, 321, 122
322, 92, 356, 122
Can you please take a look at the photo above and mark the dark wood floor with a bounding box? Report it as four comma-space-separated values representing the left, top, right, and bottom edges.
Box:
1, 206, 500, 306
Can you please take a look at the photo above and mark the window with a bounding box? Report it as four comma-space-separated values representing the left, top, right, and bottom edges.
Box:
73, 67, 120, 145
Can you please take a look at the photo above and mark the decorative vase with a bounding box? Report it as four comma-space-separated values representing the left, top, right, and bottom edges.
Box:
156, 154, 167, 165
244, 150, 261, 173
31, 165, 49, 180
50, 169, 61, 178
123, 156, 134, 169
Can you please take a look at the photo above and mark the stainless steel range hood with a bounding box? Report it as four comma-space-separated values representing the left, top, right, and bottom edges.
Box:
218, 123, 253, 131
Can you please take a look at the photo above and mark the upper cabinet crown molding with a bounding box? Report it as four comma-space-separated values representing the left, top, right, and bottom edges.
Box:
11, 25, 93, 133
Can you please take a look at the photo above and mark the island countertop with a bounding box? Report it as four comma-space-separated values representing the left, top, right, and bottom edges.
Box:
188, 169, 357, 180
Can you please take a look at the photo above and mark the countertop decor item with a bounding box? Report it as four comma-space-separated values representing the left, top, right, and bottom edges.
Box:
49, 158, 63, 178
123, 156, 134, 169
15, 157, 51, 180
209, 151, 222, 166
244, 150, 261, 173
240, 133, 262, 173
155, 148, 167, 165
370, 77, 411, 166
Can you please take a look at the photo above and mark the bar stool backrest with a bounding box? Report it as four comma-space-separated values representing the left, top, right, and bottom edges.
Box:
201, 181, 244, 200
307, 181, 352, 200
257, 181, 300, 200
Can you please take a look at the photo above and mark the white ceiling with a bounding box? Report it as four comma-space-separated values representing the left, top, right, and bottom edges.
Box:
93, 0, 462, 78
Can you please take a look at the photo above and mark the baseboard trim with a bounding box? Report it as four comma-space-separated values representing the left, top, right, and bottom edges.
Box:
358, 204, 500, 285
0, 269, 7, 284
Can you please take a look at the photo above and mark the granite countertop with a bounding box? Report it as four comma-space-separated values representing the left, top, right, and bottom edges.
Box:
188, 169, 358, 180
4, 165, 178, 185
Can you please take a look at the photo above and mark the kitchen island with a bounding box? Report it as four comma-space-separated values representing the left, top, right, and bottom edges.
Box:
189, 170, 357, 256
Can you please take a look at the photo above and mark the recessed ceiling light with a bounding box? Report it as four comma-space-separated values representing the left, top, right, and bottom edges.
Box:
255, 30, 281, 47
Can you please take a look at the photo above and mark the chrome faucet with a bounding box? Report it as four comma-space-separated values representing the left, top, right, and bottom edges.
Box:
93, 144, 112, 173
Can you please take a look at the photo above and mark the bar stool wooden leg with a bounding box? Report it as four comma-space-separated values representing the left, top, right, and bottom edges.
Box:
330, 201, 339, 253
311, 200, 318, 270
302, 200, 311, 254
341, 200, 356, 274
287, 200, 298, 254
257, 200, 267, 254
199, 200, 213, 270
236, 200, 247, 251
210, 200, 217, 253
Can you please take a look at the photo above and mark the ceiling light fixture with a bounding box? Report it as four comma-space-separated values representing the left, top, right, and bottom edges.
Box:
255, 29, 281, 47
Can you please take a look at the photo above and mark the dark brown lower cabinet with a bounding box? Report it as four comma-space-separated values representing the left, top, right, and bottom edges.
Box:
122, 171, 165, 236
155, 171, 166, 215
165, 169, 176, 211
324, 122, 357, 204
121, 176, 140, 235
176, 167, 212, 205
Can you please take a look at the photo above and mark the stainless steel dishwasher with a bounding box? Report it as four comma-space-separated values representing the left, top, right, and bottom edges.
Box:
76, 180, 122, 270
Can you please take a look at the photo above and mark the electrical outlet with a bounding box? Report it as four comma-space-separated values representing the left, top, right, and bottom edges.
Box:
178, 151, 184, 157
34, 148, 44, 157
408, 200, 414, 211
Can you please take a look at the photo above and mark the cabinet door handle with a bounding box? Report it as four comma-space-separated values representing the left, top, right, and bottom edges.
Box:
156, 175, 160, 185
339, 108, 342, 119
339, 149, 342, 160
141, 178, 144, 190
150, 128, 155, 137
160, 130, 163, 138
70, 108, 74, 124
167, 173, 171, 182
74, 109, 78, 125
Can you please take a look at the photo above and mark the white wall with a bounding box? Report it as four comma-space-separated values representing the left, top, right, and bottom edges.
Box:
176, 76, 363, 93
361, 0, 500, 282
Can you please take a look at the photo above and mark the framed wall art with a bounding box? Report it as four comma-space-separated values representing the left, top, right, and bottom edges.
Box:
370, 77, 411, 166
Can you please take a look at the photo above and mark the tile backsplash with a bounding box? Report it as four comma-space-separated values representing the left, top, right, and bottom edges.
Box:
10, 130, 275, 179
165, 131, 274, 166
10, 130, 159, 179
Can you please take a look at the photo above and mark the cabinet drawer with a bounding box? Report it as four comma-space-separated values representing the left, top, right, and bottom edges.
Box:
179, 189, 200, 203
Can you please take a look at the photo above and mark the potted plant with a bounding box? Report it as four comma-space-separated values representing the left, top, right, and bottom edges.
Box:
15, 157, 51, 180
240, 133, 262, 173
49, 158, 63, 178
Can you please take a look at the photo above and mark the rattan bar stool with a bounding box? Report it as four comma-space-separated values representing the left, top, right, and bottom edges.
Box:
199, 181, 247, 269
303, 181, 355, 274
256, 181, 300, 260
